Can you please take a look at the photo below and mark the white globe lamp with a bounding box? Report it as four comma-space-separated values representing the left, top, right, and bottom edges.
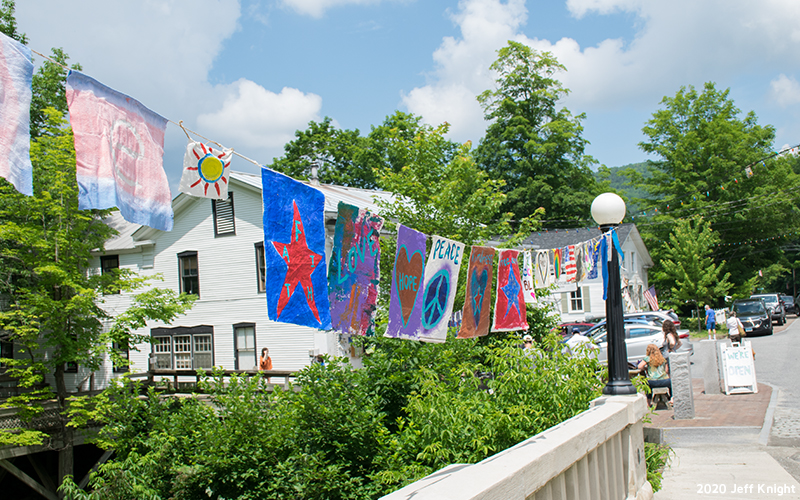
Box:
591, 192, 626, 227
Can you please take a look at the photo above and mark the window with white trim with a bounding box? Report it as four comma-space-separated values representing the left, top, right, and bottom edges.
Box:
255, 242, 266, 293
178, 251, 199, 297
234, 323, 256, 370
570, 288, 584, 312
151, 326, 214, 370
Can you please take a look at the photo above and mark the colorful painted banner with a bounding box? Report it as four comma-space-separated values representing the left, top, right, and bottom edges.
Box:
262, 168, 332, 329
66, 71, 172, 231
419, 235, 465, 343
179, 141, 232, 199
492, 249, 529, 332
385, 224, 427, 339
587, 239, 601, 280
534, 250, 551, 288
327, 202, 384, 336
552, 248, 562, 281
574, 242, 588, 283
522, 250, 537, 304
457, 246, 495, 339
565, 245, 576, 283
0, 32, 33, 196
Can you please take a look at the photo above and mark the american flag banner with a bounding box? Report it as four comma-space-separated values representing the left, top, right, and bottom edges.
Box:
565, 244, 576, 283
644, 285, 659, 311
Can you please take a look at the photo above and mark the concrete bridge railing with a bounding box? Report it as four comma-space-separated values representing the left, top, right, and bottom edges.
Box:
381, 393, 653, 500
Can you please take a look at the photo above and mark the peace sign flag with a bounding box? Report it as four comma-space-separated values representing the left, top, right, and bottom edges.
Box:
457, 246, 495, 339
419, 235, 465, 343
492, 249, 529, 332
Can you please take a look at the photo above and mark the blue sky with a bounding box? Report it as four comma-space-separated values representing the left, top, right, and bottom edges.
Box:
16, 0, 800, 192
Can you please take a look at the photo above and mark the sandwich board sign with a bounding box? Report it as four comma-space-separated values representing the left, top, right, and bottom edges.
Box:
719, 341, 757, 395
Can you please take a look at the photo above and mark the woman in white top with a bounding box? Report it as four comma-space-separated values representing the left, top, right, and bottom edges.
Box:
726, 311, 744, 342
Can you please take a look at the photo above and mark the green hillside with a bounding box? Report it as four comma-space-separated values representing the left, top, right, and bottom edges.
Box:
595, 162, 654, 209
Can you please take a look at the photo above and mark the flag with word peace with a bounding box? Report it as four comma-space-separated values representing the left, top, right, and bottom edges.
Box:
419, 235, 465, 343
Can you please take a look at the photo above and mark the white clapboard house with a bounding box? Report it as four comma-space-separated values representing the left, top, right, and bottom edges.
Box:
36, 171, 393, 392
523, 223, 654, 323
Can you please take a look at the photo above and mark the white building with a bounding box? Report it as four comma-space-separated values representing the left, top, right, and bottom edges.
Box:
75, 171, 392, 390
523, 223, 654, 323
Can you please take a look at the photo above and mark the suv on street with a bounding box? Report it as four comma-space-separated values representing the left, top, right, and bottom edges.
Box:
750, 293, 786, 325
780, 294, 798, 316
733, 299, 773, 336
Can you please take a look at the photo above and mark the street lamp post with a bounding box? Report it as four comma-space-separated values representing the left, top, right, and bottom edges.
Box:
591, 193, 637, 396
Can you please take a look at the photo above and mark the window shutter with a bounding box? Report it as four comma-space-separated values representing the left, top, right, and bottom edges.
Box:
561, 293, 569, 312
583, 286, 591, 313
213, 192, 236, 236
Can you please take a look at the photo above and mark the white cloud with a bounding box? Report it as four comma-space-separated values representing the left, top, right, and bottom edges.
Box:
769, 74, 800, 106
198, 79, 322, 153
279, 0, 400, 18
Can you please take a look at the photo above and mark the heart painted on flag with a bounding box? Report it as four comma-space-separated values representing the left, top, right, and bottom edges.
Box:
535, 251, 549, 286
470, 268, 489, 328
396, 246, 424, 326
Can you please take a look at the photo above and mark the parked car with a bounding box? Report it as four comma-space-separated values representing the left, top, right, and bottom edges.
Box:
590, 324, 693, 365
732, 299, 773, 336
780, 294, 798, 316
585, 311, 689, 339
750, 293, 786, 325
556, 322, 595, 337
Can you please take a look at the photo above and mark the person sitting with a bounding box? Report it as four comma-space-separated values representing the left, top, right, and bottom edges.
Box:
637, 343, 672, 404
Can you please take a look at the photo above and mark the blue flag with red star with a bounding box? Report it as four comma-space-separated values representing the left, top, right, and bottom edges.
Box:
262, 168, 332, 330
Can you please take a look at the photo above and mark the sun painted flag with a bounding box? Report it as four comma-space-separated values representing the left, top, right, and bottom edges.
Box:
386, 224, 427, 340
419, 236, 465, 343
521, 250, 537, 304
534, 250, 550, 288
565, 245, 576, 283
262, 168, 332, 329
457, 246, 495, 339
179, 141, 232, 199
492, 249, 528, 332
327, 202, 384, 336
66, 71, 172, 231
0, 32, 33, 196
644, 285, 659, 311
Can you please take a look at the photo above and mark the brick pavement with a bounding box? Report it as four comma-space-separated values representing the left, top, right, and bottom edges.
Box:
647, 378, 771, 428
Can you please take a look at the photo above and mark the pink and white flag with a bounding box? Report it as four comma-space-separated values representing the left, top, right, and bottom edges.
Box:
179, 141, 232, 199
0, 32, 33, 196
66, 71, 172, 231
565, 245, 576, 283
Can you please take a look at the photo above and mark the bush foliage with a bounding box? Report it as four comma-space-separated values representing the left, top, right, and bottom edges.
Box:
60, 333, 604, 499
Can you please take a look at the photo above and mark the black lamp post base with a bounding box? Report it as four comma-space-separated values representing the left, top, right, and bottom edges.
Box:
603, 380, 638, 396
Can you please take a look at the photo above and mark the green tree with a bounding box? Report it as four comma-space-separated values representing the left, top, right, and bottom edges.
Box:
649, 217, 733, 313
636, 82, 800, 288
0, 0, 25, 44
475, 41, 601, 226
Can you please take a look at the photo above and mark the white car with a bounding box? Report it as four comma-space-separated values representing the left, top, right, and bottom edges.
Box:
589, 324, 693, 365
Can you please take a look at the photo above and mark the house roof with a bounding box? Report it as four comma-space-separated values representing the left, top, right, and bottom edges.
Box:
522, 223, 636, 249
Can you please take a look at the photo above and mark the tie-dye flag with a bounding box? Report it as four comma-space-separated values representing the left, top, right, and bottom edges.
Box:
386, 224, 427, 340
179, 141, 232, 199
419, 236, 465, 343
492, 249, 528, 332
552, 248, 561, 281
0, 32, 33, 196
66, 71, 172, 231
457, 246, 495, 339
262, 168, 332, 329
521, 250, 537, 304
328, 202, 384, 336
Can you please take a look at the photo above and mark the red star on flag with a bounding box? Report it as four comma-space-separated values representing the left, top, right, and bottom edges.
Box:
272, 201, 324, 323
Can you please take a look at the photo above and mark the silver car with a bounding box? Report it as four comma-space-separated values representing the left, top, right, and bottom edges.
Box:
589, 324, 693, 365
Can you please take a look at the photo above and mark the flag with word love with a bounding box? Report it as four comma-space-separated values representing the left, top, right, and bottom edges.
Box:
457, 246, 495, 339
419, 235, 465, 343
179, 141, 232, 199
521, 250, 537, 304
262, 168, 332, 329
66, 71, 172, 231
0, 32, 33, 196
385, 224, 427, 340
492, 249, 529, 332
327, 202, 384, 336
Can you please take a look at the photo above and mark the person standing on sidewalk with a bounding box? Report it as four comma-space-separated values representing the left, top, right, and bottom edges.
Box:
726, 310, 744, 343
705, 304, 717, 340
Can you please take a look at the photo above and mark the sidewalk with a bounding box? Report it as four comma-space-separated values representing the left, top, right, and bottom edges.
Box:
649, 379, 800, 499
